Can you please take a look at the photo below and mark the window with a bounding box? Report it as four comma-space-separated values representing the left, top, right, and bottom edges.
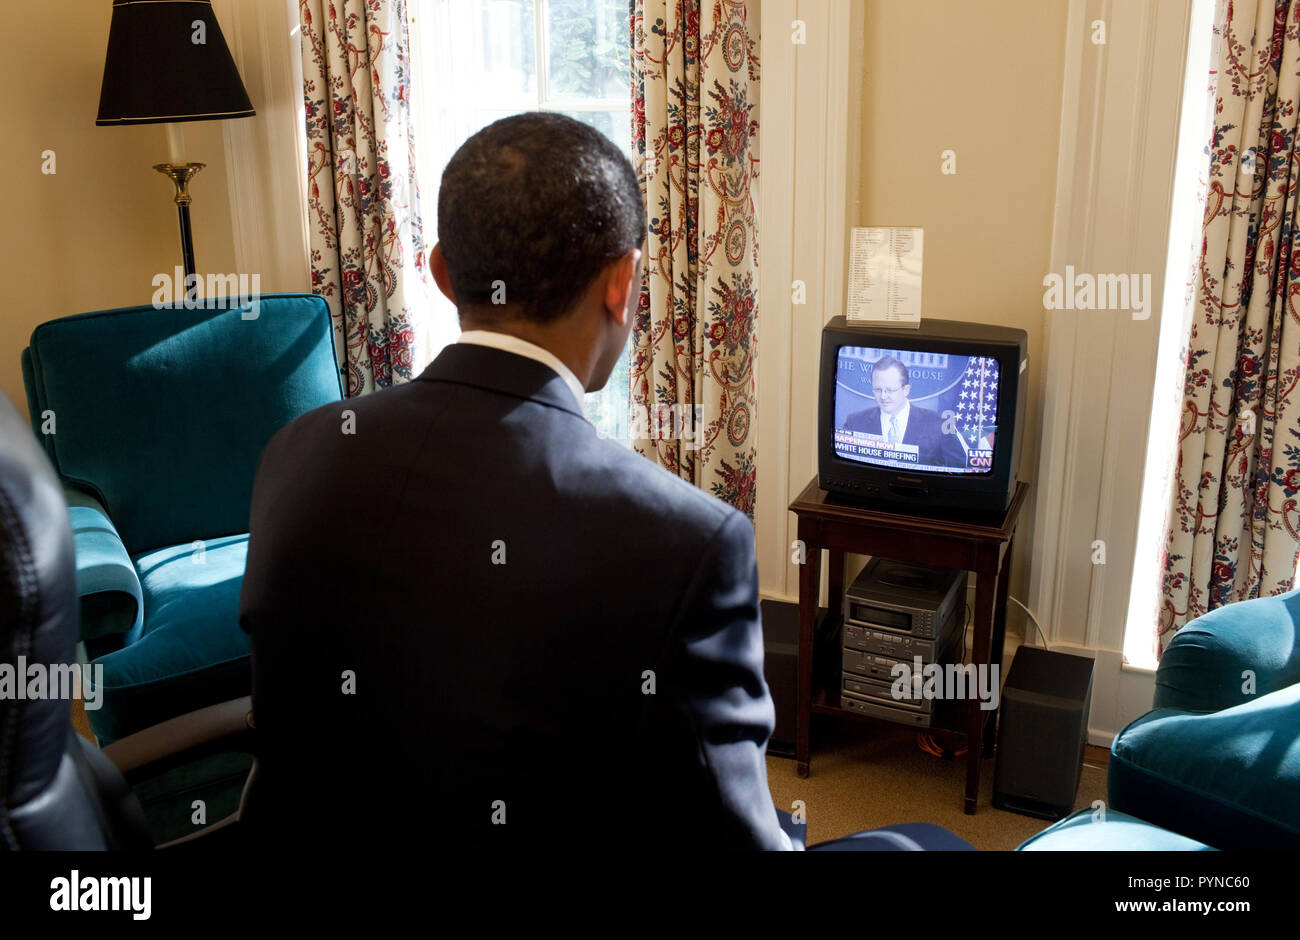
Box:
1121, 0, 1218, 669
408, 0, 634, 442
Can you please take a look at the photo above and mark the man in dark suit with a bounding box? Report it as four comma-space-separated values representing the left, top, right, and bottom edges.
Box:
844, 357, 965, 469
238, 113, 791, 850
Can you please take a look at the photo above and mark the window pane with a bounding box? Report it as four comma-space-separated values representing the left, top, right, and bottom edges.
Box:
460, 0, 538, 100
545, 0, 630, 101
558, 108, 633, 445
586, 349, 630, 445
558, 109, 631, 161
473, 109, 529, 135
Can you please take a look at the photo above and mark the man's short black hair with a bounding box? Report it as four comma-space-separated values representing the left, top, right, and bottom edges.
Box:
437, 112, 646, 324
872, 356, 910, 387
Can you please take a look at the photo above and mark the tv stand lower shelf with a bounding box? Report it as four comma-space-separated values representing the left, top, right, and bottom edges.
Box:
788, 476, 1029, 814
811, 685, 994, 747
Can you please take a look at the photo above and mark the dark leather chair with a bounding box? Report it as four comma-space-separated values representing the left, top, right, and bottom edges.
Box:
1, 391, 152, 848
1, 391, 251, 849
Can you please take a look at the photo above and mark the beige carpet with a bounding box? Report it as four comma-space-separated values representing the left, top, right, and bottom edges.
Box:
766, 719, 1107, 850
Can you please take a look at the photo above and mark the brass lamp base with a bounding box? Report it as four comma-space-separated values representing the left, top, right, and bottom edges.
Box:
153, 162, 204, 203
153, 162, 206, 281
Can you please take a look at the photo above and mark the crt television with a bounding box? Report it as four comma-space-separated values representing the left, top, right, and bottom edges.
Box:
818, 316, 1028, 514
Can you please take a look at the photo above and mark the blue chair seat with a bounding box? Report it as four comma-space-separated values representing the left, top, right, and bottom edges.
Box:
810, 823, 976, 851
1108, 683, 1300, 850
777, 810, 975, 850
89, 536, 252, 744
1016, 808, 1214, 850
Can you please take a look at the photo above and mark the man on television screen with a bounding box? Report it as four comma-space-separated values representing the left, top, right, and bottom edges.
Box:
844, 356, 965, 469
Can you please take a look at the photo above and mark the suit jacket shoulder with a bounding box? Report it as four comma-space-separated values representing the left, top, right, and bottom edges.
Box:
908, 404, 945, 434
843, 406, 881, 434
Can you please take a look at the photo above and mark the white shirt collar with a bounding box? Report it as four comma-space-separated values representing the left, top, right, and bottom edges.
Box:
457, 330, 587, 414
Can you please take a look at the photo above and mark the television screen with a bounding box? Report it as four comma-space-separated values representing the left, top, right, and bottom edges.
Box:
832, 344, 999, 475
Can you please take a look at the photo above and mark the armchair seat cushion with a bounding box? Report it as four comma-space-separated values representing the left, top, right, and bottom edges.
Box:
89, 536, 252, 744
1108, 683, 1300, 850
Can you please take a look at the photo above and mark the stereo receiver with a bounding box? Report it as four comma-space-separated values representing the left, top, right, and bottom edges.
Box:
844, 557, 965, 641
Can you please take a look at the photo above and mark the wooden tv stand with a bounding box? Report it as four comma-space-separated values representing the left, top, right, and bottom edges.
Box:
788, 476, 1029, 814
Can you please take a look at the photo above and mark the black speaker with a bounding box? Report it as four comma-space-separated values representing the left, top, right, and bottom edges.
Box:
759, 600, 831, 758
992, 646, 1095, 820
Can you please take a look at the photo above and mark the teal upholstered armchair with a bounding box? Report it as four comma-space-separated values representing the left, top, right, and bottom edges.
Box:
1020, 590, 1300, 850
1106, 590, 1300, 849
21, 293, 343, 746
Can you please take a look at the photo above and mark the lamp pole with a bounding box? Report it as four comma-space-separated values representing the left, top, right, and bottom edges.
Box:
153, 162, 204, 284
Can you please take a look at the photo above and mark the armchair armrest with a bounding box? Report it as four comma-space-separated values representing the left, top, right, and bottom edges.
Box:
64, 486, 143, 640
1155, 591, 1300, 712
101, 696, 255, 851
102, 696, 254, 780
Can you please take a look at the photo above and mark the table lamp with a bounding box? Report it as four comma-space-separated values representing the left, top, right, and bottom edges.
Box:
95, 0, 255, 283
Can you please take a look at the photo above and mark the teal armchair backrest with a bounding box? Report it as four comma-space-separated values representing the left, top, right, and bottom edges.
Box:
21, 293, 343, 554
1154, 589, 1300, 713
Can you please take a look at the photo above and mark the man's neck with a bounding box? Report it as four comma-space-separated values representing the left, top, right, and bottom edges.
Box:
460, 318, 593, 391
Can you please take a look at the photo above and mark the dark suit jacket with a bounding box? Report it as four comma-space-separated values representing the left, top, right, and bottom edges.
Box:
843, 404, 965, 468
238, 343, 789, 850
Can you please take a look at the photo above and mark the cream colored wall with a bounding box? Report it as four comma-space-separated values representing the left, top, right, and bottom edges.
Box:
848, 0, 1069, 629
1, 0, 238, 418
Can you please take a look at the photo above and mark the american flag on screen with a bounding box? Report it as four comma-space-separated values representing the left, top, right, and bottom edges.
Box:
954, 357, 998, 446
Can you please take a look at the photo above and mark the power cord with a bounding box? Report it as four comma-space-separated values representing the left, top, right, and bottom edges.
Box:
962, 583, 1050, 647
1007, 594, 1049, 647
917, 733, 967, 759
959, 602, 971, 664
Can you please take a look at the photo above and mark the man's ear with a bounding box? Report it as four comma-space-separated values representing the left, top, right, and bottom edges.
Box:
603, 250, 640, 327
430, 243, 457, 305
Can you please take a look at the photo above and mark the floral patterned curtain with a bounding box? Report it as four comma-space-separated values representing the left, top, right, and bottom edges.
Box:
1159, 0, 1300, 652
300, 0, 429, 396
630, 0, 759, 517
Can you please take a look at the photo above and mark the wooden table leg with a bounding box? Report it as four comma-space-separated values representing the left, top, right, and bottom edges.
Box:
966, 564, 997, 814
796, 521, 821, 779
984, 536, 1014, 756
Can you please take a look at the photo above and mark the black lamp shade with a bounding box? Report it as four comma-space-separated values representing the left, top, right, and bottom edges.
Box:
96, 0, 255, 125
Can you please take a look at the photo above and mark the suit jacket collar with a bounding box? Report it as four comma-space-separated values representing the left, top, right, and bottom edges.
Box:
416, 342, 587, 420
